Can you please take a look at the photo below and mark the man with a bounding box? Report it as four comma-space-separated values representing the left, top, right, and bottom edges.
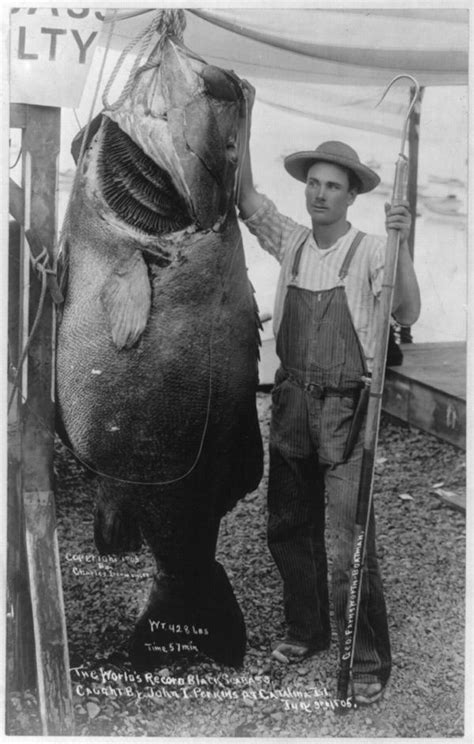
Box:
237, 83, 421, 705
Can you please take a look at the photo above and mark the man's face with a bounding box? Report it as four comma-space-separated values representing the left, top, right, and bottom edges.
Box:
305, 161, 357, 225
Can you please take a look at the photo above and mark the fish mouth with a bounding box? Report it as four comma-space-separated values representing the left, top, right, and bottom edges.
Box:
102, 39, 244, 232
99, 117, 193, 236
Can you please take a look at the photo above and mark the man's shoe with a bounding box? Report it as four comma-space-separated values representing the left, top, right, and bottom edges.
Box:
353, 681, 383, 705
271, 639, 328, 664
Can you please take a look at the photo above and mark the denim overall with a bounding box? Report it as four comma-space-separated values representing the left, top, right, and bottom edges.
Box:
268, 231, 391, 685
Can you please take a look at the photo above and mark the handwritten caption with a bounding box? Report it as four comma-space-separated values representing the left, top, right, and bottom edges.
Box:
70, 665, 354, 712
64, 552, 151, 580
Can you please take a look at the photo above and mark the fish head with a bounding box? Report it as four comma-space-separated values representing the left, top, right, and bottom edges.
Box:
105, 37, 245, 231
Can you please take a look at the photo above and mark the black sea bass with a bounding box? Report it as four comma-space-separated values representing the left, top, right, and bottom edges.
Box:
56, 17, 263, 668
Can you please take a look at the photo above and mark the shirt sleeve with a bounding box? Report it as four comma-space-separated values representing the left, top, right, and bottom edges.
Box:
241, 194, 304, 264
369, 236, 386, 297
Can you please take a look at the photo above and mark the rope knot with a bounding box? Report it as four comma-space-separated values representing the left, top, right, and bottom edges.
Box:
156, 9, 186, 41
102, 9, 187, 112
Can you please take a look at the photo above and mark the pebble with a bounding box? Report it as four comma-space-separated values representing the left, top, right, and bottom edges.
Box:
44, 399, 465, 739
86, 702, 101, 719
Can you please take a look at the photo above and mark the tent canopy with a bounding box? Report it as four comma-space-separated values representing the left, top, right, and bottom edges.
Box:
104, 8, 468, 87
99, 8, 468, 140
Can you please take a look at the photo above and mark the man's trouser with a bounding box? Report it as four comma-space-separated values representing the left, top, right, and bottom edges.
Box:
267, 380, 391, 685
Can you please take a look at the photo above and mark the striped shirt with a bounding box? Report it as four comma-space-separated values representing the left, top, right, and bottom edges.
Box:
243, 195, 386, 370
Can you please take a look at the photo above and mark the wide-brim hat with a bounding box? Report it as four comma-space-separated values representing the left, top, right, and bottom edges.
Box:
284, 140, 380, 194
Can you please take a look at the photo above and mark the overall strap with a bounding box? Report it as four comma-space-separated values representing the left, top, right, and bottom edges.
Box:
290, 229, 366, 283
290, 232, 311, 282
338, 231, 366, 280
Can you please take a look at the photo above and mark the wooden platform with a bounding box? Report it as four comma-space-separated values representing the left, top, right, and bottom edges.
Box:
258, 339, 466, 450
383, 341, 466, 450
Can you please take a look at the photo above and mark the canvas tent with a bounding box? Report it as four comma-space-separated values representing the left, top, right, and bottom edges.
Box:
96, 7, 468, 140
10, 7, 468, 149
103, 8, 468, 85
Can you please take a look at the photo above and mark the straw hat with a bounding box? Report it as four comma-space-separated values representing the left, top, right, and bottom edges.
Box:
284, 141, 380, 194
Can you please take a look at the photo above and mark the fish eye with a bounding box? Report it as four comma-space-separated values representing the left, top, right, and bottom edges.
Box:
201, 66, 241, 102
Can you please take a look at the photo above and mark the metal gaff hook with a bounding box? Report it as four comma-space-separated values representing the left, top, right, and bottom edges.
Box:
376, 74, 421, 158
376, 74, 420, 203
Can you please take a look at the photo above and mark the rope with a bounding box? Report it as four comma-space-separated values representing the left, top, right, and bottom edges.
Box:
19, 239, 241, 487
35, 8, 245, 486
72, 109, 82, 130
8, 256, 49, 412
102, 9, 186, 113
9, 147, 22, 170
13, 336, 212, 487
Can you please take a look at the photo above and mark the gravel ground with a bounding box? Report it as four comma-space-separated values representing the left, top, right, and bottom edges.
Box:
7, 393, 465, 737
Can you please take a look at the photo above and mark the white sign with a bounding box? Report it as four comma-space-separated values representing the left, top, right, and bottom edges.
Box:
10, 8, 104, 108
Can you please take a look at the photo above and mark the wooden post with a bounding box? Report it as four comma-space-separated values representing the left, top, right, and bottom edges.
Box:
8, 103, 74, 735
401, 85, 424, 343
7, 220, 37, 702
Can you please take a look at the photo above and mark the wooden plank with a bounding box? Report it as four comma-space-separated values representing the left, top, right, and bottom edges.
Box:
7, 219, 37, 703
397, 342, 466, 400
8, 220, 22, 370
24, 491, 73, 732
19, 104, 74, 735
381, 375, 410, 422
384, 372, 465, 449
7, 421, 37, 703
10, 103, 28, 129
260, 337, 466, 448
9, 178, 24, 225
430, 488, 465, 514
260, 338, 466, 399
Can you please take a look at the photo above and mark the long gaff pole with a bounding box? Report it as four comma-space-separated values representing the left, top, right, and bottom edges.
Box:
336, 75, 420, 709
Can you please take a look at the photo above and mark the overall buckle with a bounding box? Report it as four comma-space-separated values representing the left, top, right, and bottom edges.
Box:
305, 382, 325, 398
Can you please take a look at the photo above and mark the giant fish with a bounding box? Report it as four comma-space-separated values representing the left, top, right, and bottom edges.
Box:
56, 30, 263, 668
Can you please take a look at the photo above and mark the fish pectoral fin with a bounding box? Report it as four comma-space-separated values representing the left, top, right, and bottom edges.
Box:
101, 252, 151, 349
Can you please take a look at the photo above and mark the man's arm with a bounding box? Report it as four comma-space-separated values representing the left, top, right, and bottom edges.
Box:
384, 201, 421, 326
236, 80, 264, 219
235, 80, 310, 263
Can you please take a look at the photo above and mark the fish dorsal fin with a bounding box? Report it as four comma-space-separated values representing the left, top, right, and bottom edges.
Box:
101, 251, 151, 350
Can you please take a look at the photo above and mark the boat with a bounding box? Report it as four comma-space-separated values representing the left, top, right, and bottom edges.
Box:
428, 175, 466, 189
422, 193, 466, 218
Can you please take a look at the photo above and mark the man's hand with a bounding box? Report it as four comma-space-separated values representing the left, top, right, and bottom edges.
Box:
236, 78, 263, 218
237, 79, 255, 159
240, 79, 256, 115
384, 201, 412, 244
388, 199, 421, 326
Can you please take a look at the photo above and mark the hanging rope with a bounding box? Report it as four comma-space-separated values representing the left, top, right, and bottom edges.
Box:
8, 252, 49, 413
15, 241, 241, 487
9, 147, 22, 170
43, 7, 243, 487
102, 9, 187, 113
11, 15, 119, 413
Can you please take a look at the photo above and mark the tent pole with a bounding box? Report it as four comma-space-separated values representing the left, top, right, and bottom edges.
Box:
401, 85, 424, 343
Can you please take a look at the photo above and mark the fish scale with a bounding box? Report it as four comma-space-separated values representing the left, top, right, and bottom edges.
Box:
56, 34, 263, 669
